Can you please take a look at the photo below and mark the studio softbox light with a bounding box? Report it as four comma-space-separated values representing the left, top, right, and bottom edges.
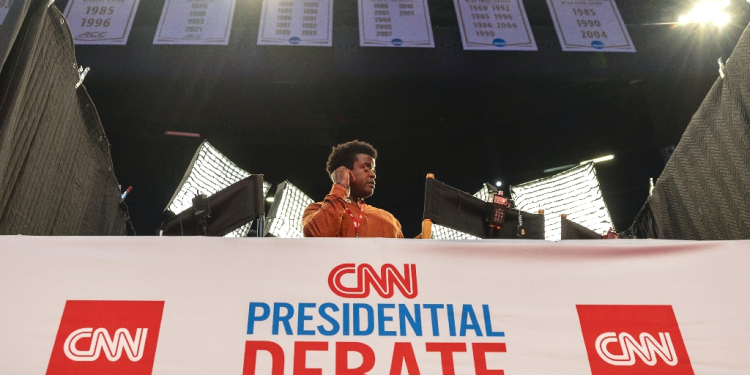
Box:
165, 140, 270, 237
264, 180, 313, 238
158, 175, 266, 237
511, 162, 613, 241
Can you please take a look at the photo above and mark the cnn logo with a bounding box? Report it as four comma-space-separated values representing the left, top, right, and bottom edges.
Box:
577, 305, 694, 375
328, 263, 418, 299
47, 301, 164, 375
595, 331, 677, 366
64, 327, 148, 361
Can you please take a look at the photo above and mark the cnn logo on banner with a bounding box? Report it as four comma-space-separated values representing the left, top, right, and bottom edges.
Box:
577, 305, 694, 375
64, 327, 148, 361
328, 263, 418, 298
47, 301, 164, 375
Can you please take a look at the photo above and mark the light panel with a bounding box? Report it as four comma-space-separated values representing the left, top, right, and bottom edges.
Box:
579, 155, 614, 165
225, 222, 254, 238
265, 181, 313, 238
510, 162, 613, 241
166, 140, 270, 237
472, 183, 494, 203
431, 183, 493, 240
431, 223, 480, 240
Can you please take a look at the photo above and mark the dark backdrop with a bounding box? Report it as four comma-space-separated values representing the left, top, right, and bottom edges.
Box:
53, 0, 750, 236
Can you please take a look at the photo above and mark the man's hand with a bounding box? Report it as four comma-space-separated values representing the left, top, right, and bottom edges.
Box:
331, 166, 355, 188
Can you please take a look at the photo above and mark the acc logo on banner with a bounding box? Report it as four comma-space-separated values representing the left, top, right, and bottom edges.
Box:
576, 305, 694, 375
47, 300, 165, 375
77, 32, 108, 38
328, 263, 417, 299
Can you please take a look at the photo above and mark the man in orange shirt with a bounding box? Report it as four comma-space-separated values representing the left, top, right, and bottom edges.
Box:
303, 140, 404, 238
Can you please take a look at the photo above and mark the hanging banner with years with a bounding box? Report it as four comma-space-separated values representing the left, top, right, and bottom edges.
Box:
453, 0, 536, 51
64, 0, 141, 45
257, 0, 333, 46
153, 0, 236, 45
0, 0, 12, 25
546, 0, 635, 52
358, 0, 435, 48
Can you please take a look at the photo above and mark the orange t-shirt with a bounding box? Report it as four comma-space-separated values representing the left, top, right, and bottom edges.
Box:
303, 184, 404, 238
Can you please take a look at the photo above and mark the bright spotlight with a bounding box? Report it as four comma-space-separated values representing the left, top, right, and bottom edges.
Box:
166, 140, 270, 237
511, 162, 614, 241
679, 0, 731, 27
265, 181, 314, 238
495, 181, 502, 187
545, 155, 614, 174
580, 155, 614, 165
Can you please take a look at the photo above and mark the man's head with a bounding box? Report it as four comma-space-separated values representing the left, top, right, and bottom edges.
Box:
327, 140, 378, 200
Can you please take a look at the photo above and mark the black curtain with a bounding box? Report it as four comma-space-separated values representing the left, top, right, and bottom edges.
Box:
625, 24, 750, 240
0, 0, 130, 235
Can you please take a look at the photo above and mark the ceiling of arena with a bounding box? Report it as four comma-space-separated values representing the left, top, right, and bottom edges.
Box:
54, 0, 750, 236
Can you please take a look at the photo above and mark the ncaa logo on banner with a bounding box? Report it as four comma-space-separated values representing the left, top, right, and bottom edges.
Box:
47, 301, 165, 375
576, 305, 694, 375
328, 263, 417, 298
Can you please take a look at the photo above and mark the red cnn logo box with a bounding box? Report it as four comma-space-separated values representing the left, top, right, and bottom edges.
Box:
47, 301, 164, 375
576, 305, 694, 375
328, 263, 418, 299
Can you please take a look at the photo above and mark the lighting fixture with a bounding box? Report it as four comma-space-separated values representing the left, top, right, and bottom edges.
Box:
431, 224, 480, 240
579, 155, 614, 165
545, 155, 614, 174
544, 164, 577, 174
165, 140, 270, 237
679, 0, 731, 27
511, 162, 614, 241
265, 181, 314, 238
164, 131, 201, 138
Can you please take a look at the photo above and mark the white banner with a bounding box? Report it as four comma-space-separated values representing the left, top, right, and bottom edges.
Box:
0, 0, 12, 25
1, 237, 748, 374
453, 0, 536, 51
546, 0, 635, 52
257, 0, 333, 46
358, 0, 434, 48
153, 0, 236, 45
64, 0, 141, 45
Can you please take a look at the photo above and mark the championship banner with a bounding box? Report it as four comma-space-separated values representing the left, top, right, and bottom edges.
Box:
64, 0, 141, 45
358, 0, 435, 48
546, 0, 635, 52
0, 237, 748, 374
153, 0, 237, 45
0, 0, 12, 25
453, 0, 536, 51
257, 0, 333, 46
